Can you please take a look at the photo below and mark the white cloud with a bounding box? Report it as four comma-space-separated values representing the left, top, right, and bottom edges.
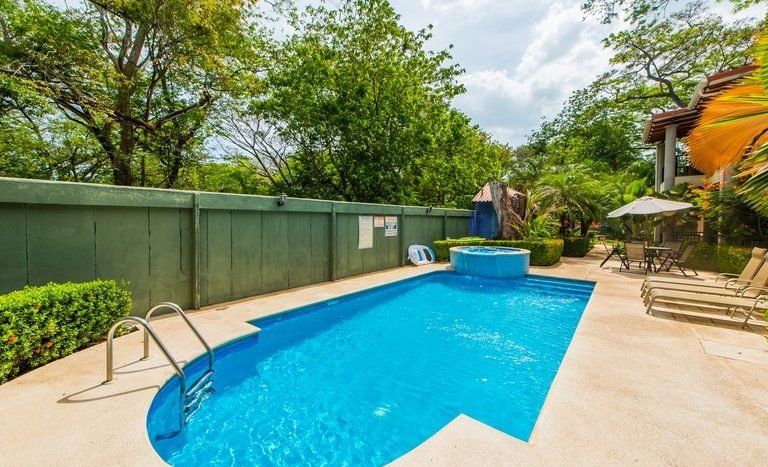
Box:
419, 0, 498, 14
451, 2, 618, 144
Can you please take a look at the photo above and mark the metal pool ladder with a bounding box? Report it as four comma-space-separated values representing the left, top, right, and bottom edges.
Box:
105, 302, 215, 437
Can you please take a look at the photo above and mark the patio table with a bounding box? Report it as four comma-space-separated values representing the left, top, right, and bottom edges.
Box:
644, 246, 671, 273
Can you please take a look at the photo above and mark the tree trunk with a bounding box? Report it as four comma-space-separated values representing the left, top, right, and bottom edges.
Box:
113, 87, 135, 185
580, 217, 592, 236
489, 181, 518, 240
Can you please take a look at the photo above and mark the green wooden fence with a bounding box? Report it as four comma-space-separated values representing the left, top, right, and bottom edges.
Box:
0, 178, 471, 314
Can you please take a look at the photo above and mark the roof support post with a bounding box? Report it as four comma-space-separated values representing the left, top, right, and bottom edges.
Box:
655, 143, 664, 192
662, 125, 678, 192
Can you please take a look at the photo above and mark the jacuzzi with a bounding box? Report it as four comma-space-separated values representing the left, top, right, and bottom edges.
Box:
449, 246, 530, 278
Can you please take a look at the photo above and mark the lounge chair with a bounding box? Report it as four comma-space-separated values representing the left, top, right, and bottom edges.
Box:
642, 258, 768, 300
408, 245, 435, 265
645, 286, 768, 328
640, 247, 767, 296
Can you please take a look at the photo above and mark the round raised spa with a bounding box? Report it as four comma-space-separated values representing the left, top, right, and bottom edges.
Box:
449, 246, 530, 278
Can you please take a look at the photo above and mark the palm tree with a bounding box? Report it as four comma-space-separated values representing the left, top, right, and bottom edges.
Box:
507, 190, 561, 239
534, 166, 608, 237
687, 31, 768, 216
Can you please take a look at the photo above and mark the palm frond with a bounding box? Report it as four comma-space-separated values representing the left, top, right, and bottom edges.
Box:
688, 83, 768, 175
737, 162, 768, 216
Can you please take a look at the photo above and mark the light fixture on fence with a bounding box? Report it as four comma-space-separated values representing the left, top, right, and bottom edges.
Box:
277, 193, 287, 207
426, 206, 433, 214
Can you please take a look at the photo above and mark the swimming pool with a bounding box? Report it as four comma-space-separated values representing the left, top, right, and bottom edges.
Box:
147, 272, 594, 465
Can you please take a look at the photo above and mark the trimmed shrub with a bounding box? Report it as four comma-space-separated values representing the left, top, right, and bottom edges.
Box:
0, 280, 132, 383
562, 237, 592, 257
434, 238, 564, 266
684, 242, 752, 274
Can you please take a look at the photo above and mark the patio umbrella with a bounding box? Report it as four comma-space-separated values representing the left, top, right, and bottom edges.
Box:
607, 196, 693, 218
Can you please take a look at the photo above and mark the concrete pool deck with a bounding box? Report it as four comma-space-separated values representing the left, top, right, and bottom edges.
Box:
1, 253, 767, 465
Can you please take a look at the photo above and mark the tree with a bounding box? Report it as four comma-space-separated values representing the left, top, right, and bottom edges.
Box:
0, 76, 110, 181
188, 162, 270, 194
259, 0, 466, 203
214, 101, 296, 194
597, 1, 755, 112
515, 85, 646, 192
409, 109, 506, 208
0, 0, 259, 186
582, 0, 764, 25
534, 166, 609, 237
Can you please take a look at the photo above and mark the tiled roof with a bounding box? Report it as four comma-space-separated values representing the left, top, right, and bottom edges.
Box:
472, 183, 522, 203
643, 64, 756, 144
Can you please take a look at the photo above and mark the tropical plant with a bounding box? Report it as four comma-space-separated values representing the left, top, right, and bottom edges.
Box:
507, 191, 560, 240
687, 30, 768, 216
534, 166, 609, 237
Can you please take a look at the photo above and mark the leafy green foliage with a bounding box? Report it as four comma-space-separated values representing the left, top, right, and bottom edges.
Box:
525, 87, 645, 172
186, 162, 271, 194
534, 166, 609, 237
687, 181, 764, 244
562, 237, 594, 257
582, 0, 762, 25
0, 280, 132, 383
507, 190, 560, 240
598, 2, 755, 110
251, 0, 501, 206
0, 0, 261, 187
683, 242, 751, 273
434, 239, 564, 266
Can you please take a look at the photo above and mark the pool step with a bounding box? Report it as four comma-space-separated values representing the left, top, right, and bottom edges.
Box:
184, 370, 215, 422
522, 277, 594, 296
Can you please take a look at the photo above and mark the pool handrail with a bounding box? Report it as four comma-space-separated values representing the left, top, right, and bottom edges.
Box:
144, 302, 214, 376
104, 317, 187, 432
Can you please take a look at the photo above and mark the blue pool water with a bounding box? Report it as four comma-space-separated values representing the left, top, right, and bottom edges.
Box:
460, 246, 519, 254
147, 272, 594, 465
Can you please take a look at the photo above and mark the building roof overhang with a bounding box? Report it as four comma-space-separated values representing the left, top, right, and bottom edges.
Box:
642, 64, 758, 145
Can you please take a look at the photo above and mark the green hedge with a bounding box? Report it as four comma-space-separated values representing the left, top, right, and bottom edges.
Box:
562, 237, 593, 257
0, 280, 132, 383
434, 238, 564, 266
684, 242, 752, 274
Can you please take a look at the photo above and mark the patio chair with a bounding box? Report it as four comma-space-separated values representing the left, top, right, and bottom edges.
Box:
659, 243, 697, 276
645, 285, 768, 328
619, 242, 646, 273
640, 247, 767, 296
642, 257, 768, 300
661, 241, 682, 254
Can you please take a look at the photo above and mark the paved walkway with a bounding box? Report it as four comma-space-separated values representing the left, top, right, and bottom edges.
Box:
1, 253, 767, 466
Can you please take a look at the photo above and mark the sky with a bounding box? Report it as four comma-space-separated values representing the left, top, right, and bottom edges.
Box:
389, 0, 619, 146
386, 0, 761, 147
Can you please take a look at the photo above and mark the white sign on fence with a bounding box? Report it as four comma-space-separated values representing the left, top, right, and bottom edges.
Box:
384, 216, 398, 237
358, 216, 373, 249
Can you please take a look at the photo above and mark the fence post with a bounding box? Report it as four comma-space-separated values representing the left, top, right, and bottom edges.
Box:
192, 192, 200, 309
442, 210, 447, 240
330, 203, 337, 281
400, 207, 406, 266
